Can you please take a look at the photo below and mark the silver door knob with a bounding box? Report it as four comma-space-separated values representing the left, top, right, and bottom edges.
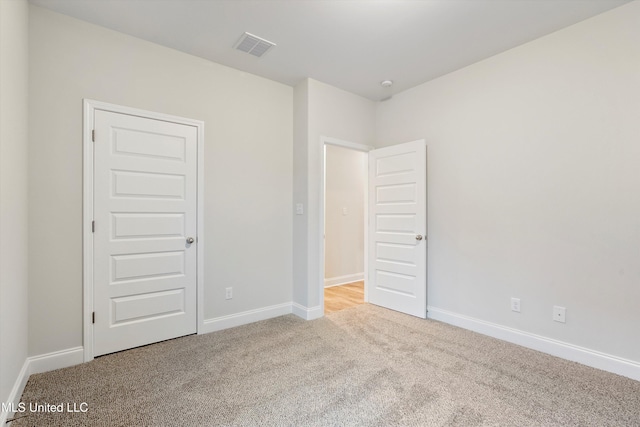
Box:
415, 235, 423, 241
186, 237, 195, 244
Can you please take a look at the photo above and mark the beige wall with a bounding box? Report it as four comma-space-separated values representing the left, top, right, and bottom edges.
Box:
293, 78, 375, 311
376, 2, 640, 362
324, 145, 366, 283
5, 0, 636, 388
292, 80, 309, 305
28, 6, 293, 356
0, 0, 29, 411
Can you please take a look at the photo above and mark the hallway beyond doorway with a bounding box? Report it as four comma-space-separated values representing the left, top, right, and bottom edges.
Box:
324, 281, 364, 314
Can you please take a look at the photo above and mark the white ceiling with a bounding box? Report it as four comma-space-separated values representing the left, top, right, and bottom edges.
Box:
28, 0, 630, 101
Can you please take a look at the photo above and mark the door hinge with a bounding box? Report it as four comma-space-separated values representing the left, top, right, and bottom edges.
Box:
91, 129, 95, 142
92, 312, 95, 324
92, 220, 95, 232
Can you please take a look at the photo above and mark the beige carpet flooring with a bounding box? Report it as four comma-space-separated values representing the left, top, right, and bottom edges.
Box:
12, 304, 640, 426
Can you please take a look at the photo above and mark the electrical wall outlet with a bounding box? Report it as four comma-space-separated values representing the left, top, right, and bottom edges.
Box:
295, 203, 304, 215
225, 287, 233, 300
553, 306, 566, 323
511, 298, 521, 313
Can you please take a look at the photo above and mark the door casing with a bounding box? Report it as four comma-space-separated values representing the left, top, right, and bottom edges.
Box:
83, 99, 205, 362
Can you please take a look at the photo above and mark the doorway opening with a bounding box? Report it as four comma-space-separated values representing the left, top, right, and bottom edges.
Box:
318, 137, 427, 319
319, 137, 372, 315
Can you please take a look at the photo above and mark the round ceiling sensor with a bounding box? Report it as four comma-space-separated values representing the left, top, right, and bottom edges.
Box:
380, 80, 393, 88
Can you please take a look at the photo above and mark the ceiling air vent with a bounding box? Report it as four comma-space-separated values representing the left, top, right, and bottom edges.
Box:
234, 32, 276, 58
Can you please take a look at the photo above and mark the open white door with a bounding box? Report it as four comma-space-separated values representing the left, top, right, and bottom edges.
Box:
368, 140, 427, 318
93, 109, 198, 356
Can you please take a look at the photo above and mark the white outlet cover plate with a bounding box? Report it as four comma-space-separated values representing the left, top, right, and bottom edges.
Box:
553, 306, 566, 323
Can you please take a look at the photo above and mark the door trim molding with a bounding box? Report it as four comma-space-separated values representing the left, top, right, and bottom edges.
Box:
319, 136, 373, 315
82, 99, 205, 362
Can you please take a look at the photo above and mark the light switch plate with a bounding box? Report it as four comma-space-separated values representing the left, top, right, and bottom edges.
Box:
511, 297, 521, 313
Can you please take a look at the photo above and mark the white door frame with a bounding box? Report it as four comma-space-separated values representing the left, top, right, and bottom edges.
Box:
319, 136, 373, 313
82, 99, 205, 362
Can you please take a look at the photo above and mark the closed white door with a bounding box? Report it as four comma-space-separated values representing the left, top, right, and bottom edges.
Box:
93, 110, 198, 356
368, 140, 427, 318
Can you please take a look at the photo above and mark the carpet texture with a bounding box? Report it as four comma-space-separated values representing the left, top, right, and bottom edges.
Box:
12, 304, 640, 426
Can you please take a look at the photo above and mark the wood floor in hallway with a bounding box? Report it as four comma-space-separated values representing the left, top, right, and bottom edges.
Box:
324, 281, 365, 314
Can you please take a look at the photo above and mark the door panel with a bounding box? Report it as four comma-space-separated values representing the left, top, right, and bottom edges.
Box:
93, 110, 197, 356
111, 213, 185, 239
368, 140, 427, 318
111, 289, 186, 325
112, 170, 186, 199
110, 251, 185, 282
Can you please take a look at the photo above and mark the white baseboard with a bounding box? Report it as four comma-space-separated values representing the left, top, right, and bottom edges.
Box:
1, 299, 327, 425
28, 346, 84, 375
200, 302, 292, 334
1, 359, 29, 425
1, 346, 84, 425
324, 273, 364, 288
292, 303, 323, 320
427, 306, 640, 382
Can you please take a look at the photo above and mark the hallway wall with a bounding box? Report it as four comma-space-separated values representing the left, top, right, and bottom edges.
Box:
324, 145, 366, 286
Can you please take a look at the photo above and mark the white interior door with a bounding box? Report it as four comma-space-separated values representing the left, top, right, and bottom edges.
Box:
368, 140, 427, 318
93, 110, 198, 356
